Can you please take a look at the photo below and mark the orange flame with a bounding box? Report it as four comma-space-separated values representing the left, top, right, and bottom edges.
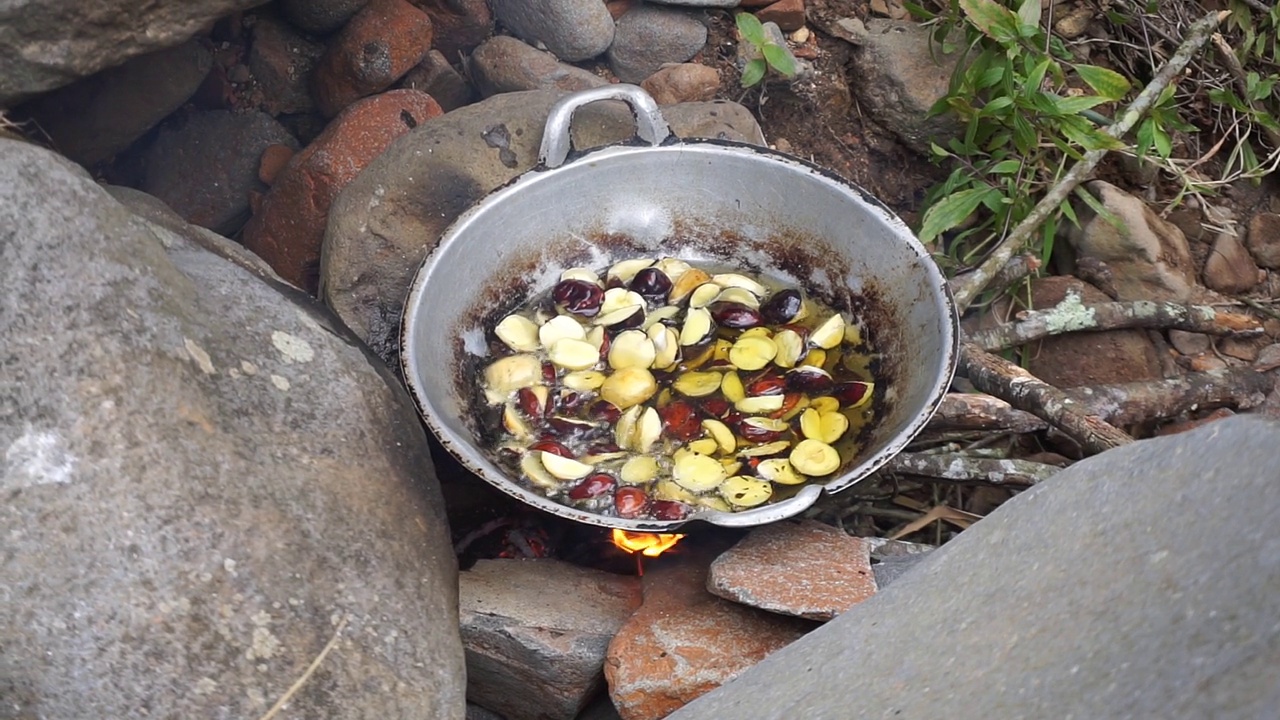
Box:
611, 529, 685, 558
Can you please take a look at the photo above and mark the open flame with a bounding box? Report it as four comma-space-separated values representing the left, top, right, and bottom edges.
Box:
611, 529, 685, 558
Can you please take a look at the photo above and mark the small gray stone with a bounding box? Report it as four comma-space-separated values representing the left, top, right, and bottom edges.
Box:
278, 0, 368, 34
647, 0, 737, 5
24, 39, 212, 167
1246, 212, 1280, 269
1067, 180, 1198, 303
141, 109, 298, 236
1203, 231, 1260, 294
247, 13, 324, 116
461, 559, 641, 720
668, 416, 1280, 720
0, 139, 465, 718
322, 89, 764, 360
847, 19, 965, 154
1168, 329, 1213, 356
490, 0, 615, 62
401, 49, 477, 111
469, 35, 607, 97
608, 5, 708, 84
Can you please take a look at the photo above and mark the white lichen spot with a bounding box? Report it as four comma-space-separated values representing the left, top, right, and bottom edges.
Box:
223, 558, 238, 576
184, 337, 217, 374
194, 678, 218, 696
270, 374, 291, 391
271, 330, 315, 364
240, 360, 258, 376
3, 428, 77, 490
247, 626, 282, 660
251, 610, 272, 627
246, 687, 267, 708
1042, 290, 1096, 334
228, 368, 241, 379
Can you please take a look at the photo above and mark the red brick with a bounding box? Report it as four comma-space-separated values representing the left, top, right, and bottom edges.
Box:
756, 0, 805, 32
707, 519, 876, 621
242, 90, 443, 292
311, 0, 433, 117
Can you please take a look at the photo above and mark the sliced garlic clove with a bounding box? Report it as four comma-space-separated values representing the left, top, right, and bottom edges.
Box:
729, 336, 778, 371
672, 370, 722, 398
721, 371, 746, 402
678, 307, 713, 346
615, 405, 642, 450
600, 287, 646, 315
669, 267, 711, 304
696, 495, 733, 512
736, 440, 792, 458
608, 329, 657, 370
599, 367, 658, 409
654, 257, 692, 283
540, 452, 594, 480
653, 477, 697, 503
635, 407, 662, 453
563, 370, 607, 391
687, 437, 719, 455
720, 475, 773, 507
757, 458, 807, 485
538, 314, 586, 347
734, 394, 786, 413
772, 329, 805, 368
483, 354, 542, 404
607, 258, 655, 286
503, 402, 533, 440
672, 450, 728, 492
547, 338, 600, 371
585, 325, 606, 350
560, 267, 603, 285
494, 314, 540, 352
521, 452, 560, 488
810, 313, 847, 350
809, 396, 840, 414
789, 438, 841, 475
641, 304, 681, 330
819, 411, 850, 444
622, 455, 662, 485
799, 407, 823, 440
649, 325, 680, 371
711, 273, 768, 297
701, 419, 736, 454
688, 283, 723, 309
713, 286, 762, 309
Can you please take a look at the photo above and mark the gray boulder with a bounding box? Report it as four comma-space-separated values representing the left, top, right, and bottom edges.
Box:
607, 5, 708, 84
320, 88, 766, 362
0, 0, 268, 106
489, 0, 615, 62
0, 139, 466, 719
669, 415, 1280, 720
469, 36, 607, 97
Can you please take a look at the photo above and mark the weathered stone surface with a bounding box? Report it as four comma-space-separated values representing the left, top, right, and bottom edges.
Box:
640, 63, 719, 105
23, 39, 212, 166
755, 0, 806, 32
1022, 276, 1162, 388
847, 19, 965, 154
1068, 180, 1198, 303
247, 14, 324, 116
461, 559, 641, 720
707, 520, 876, 621
412, 0, 494, 59
668, 416, 1280, 720
0, 139, 465, 718
608, 5, 708, 84
401, 49, 476, 111
606, 553, 813, 720
647, 0, 737, 6
258, 143, 296, 185
244, 89, 443, 292
141, 109, 298, 235
311, 0, 433, 117
322, 89, 765, 362
1204, 231, 1261, 294
0, 0, 266, 106
1246, 212, 1280, 269
470, 36, 607, 97
490, 0, 615, 62
1168, 329, 1212, 356
279, 0, 367, 34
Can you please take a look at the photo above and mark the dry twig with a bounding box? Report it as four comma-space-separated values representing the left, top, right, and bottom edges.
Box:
884, 451, 1061, 486
258, 616, 349, 720
948, 10, 1230, 313
959, 342, 1134, 454
928, 393, 1049, 434
1063, 367, 1274, 425
967, 292, 1264, 352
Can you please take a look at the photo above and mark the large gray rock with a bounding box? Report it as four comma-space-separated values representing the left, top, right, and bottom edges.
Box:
0, 0, 268, 107
847, 19, 965, 155
0, 139, 466, 719
469, 35, 607, 97
489, 0, 614, 62
607, 5, 708, 84
22, 39, 213, 167
669, 416, 1280, 720
279, 0, 368, 34
321, 89, 766, 362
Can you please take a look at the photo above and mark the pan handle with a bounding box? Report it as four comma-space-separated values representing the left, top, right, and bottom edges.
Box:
538, 84, 673, 169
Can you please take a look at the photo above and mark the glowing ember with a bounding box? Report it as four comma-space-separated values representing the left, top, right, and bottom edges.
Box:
612, 529, 685, 557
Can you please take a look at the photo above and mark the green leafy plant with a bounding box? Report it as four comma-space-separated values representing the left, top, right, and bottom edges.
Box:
736, 12, 798, 87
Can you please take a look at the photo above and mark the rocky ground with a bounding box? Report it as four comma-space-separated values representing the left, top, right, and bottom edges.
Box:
3, 0, 1280, 719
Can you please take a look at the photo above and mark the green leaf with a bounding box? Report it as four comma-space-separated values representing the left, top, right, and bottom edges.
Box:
1136, 117, 1155, 158
959, 0, 1021, 44
735, 12, 767, 47
1074, 186, 1124, 232
1012, 113, 1036, 154
1152, 122, 1172, 158
919, 187, 996, 243
740, 58, 766, 87
761, 43, 797, 77
979, 95, 1014, 115
989, 159, 1023, 174
1074, 64, 1132, 101
1017, 0, 1042, 33
930, 142, 951, 158
1052, 94, 1108, 114
1057, 115, 1125, 151
1023, 58, 1051, 95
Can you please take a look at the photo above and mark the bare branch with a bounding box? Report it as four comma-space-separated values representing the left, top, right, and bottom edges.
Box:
884, 451, 1061, 486
1063, 367, 1274, 426
927, 393, 1049, 434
